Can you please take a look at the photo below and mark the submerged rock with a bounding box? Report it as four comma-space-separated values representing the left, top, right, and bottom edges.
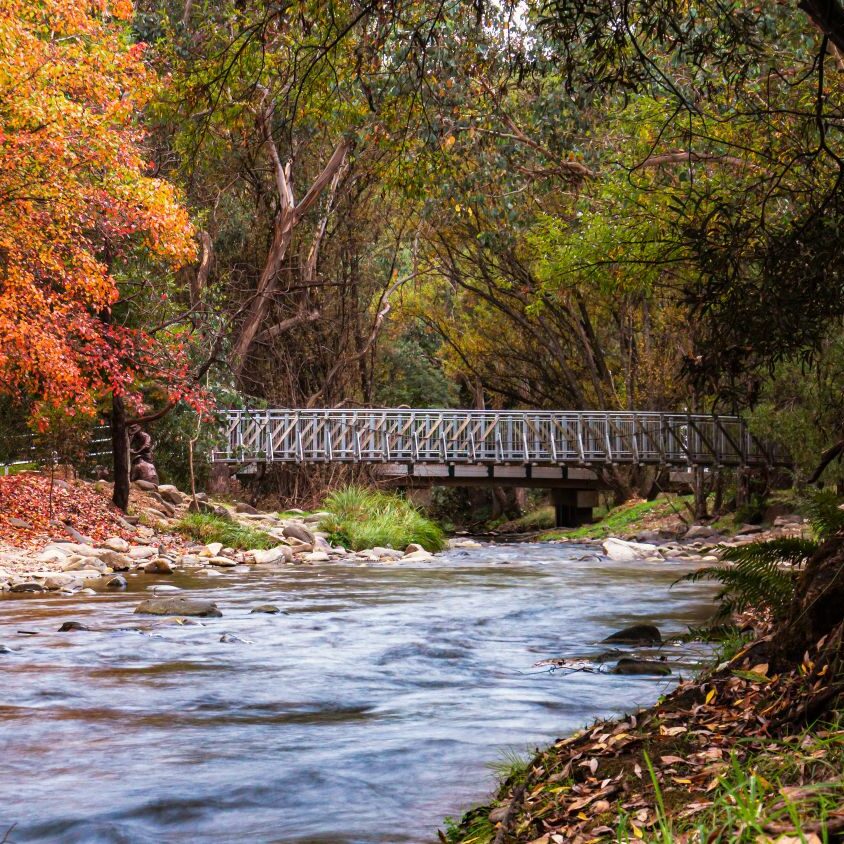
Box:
250, 604, 281, 614
220, 632, 252, 644
602, 624, 662, 645
613, 657, 671, 676
134, 598, 222, 617
10, 582, 46, 593
58, 621, 91, 632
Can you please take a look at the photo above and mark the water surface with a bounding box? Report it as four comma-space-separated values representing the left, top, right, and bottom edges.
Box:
0, 542, 715, 843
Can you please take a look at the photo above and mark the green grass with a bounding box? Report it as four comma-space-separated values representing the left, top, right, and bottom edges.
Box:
506, 506, 557, 532
627, 715, 844, 842
540, 495, 692, 541
176, 513, 276, 550
319, 486, 445, 552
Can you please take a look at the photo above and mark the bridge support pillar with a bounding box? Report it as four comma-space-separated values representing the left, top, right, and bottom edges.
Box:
552, 489, 597, 528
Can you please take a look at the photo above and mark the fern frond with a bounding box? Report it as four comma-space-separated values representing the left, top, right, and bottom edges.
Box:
800, 490, 844, 541
721, 537, 819, 567
680, 536, 815, 619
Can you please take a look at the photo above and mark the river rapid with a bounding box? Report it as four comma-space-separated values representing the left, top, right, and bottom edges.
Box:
0, 542, 716, 844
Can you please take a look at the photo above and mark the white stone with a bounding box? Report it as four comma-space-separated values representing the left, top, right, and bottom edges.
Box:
251, 547, 292, 565
102, 537, 130, 553
405, 543, 424, 554
129, 545, 158, 560
601, 537, 659, 562
207, 556, 238, 567
205, 542, 224, 557
402, 550, 433, 562
303, 552, 330, 563
37, 547, 70, 563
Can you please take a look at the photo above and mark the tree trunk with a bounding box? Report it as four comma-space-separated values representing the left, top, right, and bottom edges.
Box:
774, 535, 844, 666
111, 392, 130, 512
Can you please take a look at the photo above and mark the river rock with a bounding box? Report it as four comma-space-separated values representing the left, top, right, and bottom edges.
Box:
684, 525, 718, 540
207, 556, 238, 568
252, 547, 292, 564
303, 551, 331, 563
220, 632, 251, 644
135, 598, 222, 617
43, 574, 81, 590
613, 657, 671, 676
250, 604, 281, 614
204, 542, 224, 557
405, 543, 425, 554
143, 558, 174, 574
106, 575, 128, 590
58, 621, 91, 631
97, 550, 133, 571
602, 624, 662, 645
157, 485, 184, 506
10, 582, 46, 593
313, 536, 334, 554
601, 537, 660, 562
0, 644, 13, 654
282, 523, 315, 545
188, 498, 215, 515
128, 545, 158, 560
372, 547, 403, 560
36, 547, 69, 563
102, 537, 130, 553
236, 502, 259, 514
403, 550, 433, 562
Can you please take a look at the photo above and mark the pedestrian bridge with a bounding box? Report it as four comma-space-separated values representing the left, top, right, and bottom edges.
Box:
213, 408, 779, 471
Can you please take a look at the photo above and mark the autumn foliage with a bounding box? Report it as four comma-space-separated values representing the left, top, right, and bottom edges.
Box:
0, 0, 199, 422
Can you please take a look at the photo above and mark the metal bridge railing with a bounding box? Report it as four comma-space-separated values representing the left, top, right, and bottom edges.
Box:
211, 409, 785, 468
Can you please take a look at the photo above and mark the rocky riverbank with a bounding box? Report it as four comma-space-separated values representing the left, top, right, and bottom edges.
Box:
0, 474, 477, 597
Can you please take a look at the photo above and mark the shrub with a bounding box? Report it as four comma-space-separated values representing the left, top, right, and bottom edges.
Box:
681, 490, 844, 619
320, 485, 445, 552
176, 512, 276, 550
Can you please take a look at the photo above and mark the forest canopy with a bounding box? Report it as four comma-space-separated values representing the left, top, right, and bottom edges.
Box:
2, 0, 844, 496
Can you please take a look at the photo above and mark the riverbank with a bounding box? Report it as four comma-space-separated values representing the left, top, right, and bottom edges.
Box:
0, 473, 459, 596
442, 620, 844, 843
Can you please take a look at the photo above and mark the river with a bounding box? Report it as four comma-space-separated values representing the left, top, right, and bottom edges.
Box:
0, 541, 716, 843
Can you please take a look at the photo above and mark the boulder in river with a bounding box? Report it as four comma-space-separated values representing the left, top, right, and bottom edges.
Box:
282, 523, 316, 545
251, 604, 282, 614
602, 624, 662, 645
0, 644, 13, 654
601, 537, 660, 561
58, 621, 91, 632
135, 598, 222, 617
10, 582, 46, 593
613, 657, 672, 676
106, 575, 128, 590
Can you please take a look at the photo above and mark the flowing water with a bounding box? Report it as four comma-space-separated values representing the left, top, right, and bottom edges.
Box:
0, 542, 716, 844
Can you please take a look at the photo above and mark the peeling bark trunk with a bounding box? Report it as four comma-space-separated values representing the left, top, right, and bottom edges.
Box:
230, 98, 350, 379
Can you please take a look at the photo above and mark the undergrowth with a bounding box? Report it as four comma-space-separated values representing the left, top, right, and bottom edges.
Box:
176, 513, 276, 550
624, 715, 844, 842
319, 486, 445, 552
540, 496, 692, 541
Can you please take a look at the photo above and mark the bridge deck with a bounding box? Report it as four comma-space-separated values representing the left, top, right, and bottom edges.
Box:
212, 409, 781, 468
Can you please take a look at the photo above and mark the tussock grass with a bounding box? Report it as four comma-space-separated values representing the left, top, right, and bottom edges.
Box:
320, 485, 445, 552
176, 512, 276, 550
